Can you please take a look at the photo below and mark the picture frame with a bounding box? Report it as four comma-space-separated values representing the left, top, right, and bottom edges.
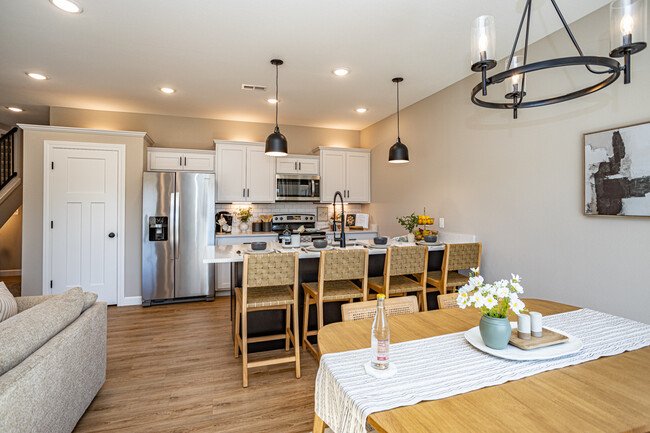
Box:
583, 120, 650, 217
317, 206, 329, 222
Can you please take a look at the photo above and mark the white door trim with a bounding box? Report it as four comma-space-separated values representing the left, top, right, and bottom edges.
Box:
42, 140, 126, 305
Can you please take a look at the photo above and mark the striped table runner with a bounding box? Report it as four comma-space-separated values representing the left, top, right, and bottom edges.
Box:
314, 309, 650, 433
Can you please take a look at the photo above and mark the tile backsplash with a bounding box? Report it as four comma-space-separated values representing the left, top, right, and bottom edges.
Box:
217, 202, 364, 226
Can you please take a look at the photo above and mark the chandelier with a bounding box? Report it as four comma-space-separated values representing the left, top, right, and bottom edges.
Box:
470, 0, 647, 119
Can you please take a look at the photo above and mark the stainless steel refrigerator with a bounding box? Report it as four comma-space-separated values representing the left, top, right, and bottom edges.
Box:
142, 171, 215, 306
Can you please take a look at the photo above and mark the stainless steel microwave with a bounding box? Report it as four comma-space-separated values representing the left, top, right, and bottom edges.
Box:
276, 174, 321, 201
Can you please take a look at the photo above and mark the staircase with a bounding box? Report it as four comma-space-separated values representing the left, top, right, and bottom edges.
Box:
1, 127, 18, 190
0, 127, 21, 229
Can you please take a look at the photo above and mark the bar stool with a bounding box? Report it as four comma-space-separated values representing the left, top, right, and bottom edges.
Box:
234, 252, 300, 388
302, 248, 369, 360
368, 245, 429, 311
426, 243, 481, 295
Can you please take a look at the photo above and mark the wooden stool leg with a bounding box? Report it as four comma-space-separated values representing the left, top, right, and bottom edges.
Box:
293, 302, 301, 379
234, 296, 240, 358
302, 291, 310, 350
242, 306, 248, 388
317, 297, 324, 330
285, 304, 291, 351
312, 413, 326, 433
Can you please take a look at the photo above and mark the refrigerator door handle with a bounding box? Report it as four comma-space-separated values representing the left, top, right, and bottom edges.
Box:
174, 191, 180, 259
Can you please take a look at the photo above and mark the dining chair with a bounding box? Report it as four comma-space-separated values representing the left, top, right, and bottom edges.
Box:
341, 295, 419, 321
426, 243, 481, 295
234, 252, 300, 388
302, 249, 369, 360
368, 246, 429, 311
437, 292, 460, 309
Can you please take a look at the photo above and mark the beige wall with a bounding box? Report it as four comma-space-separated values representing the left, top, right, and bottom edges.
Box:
0, 206, 22, 272
21, 129, 146, 298
50, 107, 360, 153
361, 6, 650, 323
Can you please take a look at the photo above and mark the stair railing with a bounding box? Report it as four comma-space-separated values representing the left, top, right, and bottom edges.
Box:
0, 127, 18, 190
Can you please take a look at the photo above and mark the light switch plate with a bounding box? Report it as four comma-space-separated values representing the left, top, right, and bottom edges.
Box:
439, 217, 445, 228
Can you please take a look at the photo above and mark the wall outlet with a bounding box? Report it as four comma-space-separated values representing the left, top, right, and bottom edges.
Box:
439, 217, 445, 229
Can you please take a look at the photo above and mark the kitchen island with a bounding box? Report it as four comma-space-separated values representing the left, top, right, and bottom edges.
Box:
204, 241, 445, 352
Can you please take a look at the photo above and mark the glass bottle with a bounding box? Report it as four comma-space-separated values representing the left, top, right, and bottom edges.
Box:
371, 294, 390, 370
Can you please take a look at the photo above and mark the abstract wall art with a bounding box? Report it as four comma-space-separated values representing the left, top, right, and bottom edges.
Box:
584, 121, 650, 217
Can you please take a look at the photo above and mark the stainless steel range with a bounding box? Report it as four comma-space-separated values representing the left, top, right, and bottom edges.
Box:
271, 213, 326, 242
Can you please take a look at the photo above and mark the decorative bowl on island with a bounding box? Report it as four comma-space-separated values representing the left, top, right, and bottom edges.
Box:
251, 242, 267, 251
423, 234, 437, 243
312, 239, 328, 249
373, 236, 388, 245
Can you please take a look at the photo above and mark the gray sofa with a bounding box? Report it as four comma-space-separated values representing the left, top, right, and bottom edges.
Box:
0, 291, 107, 433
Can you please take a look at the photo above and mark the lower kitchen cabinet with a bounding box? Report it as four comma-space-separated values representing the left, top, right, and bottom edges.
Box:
214, 234, 278, 293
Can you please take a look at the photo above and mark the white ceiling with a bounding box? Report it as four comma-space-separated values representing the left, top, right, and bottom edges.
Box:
0, 0, 611, 130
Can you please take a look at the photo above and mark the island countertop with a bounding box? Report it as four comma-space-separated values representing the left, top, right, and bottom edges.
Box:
203, 241, 445, 264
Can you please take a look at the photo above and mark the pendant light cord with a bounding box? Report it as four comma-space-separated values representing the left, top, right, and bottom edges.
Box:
396, 80, 400, 140
275, 64, 279, 129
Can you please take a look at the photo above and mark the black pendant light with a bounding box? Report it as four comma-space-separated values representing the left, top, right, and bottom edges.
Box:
388, 77, 409, 164
265, 59, 288, 156
470, 0, 647, 119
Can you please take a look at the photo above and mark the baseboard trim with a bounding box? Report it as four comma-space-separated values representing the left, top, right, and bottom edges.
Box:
0, 269, 21, 277
119, 296, 142, 307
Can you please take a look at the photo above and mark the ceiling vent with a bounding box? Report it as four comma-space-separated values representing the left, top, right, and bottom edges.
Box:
241, 84, 266, 91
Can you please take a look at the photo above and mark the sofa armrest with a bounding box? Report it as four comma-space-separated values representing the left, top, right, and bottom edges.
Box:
14, 295, 56, 313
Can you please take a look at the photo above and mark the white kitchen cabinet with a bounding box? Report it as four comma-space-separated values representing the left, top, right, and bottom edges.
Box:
214, 140, 275, 203
148, 148, 214, 172
276, 155, 319, 175
319, 148, 370, 203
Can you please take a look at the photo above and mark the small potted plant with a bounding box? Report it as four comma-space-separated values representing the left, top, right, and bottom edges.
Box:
236, 207, 253, 233
396, 213, 419, 242
457, 269, 526, 349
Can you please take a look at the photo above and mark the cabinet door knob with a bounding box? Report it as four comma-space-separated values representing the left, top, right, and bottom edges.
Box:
108, 232, 116, 238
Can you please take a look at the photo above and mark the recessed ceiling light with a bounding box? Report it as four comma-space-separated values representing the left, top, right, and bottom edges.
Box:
355, 108, 368, 113
332, 68, 350, 77
26, 72, 49, 80
267, 98, 279, 104
7, 107, 23, 112
160, 87, 175, 94
49, 0, 83, 14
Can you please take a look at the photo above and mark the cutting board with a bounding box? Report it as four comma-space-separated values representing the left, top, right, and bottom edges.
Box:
509, 327, 569, 350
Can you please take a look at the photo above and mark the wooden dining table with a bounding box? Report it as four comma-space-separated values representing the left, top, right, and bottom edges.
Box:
313, 299, 650, 433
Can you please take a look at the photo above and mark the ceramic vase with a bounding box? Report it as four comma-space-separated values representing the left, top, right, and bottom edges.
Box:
239, 222, 249, 233
479, 315, 511, 350
407, 233, 416, 243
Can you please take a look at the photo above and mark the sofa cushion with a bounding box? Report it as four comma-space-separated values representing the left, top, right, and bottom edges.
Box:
82, 292, 98, 312
0, 282, 18, 323
0, 287, 84, 375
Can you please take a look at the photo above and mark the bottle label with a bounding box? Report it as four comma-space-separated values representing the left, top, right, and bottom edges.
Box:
372, 339, 389, 362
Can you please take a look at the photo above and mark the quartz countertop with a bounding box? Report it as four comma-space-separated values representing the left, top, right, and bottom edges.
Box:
203, 241, 444, 264
215, 231, 279, 238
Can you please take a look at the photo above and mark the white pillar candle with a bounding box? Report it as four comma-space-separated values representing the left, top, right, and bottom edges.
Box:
517, 313, 531, 340
530, 312, 543, 337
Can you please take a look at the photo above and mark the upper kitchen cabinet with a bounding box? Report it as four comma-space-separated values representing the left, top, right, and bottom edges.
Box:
276, 155, 319, 175
148, 148, 215, 172
215, 140, 275, 203
318, 147, 370, 203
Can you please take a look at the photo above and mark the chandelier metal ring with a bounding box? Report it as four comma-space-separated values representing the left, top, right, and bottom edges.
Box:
471, 55, 621, 110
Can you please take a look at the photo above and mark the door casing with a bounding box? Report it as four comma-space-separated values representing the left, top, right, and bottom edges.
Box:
42, 140, 126, 305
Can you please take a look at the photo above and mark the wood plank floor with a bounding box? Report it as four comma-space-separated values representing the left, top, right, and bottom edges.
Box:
74, 297, 319, 433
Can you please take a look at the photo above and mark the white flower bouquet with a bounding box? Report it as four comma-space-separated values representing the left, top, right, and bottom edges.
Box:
457, 268, 526, 318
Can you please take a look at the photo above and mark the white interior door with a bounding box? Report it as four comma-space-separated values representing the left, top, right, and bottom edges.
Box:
49, 146, 120, 304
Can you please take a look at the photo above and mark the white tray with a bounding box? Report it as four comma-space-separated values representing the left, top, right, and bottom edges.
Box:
416, 241, 444, 246
304, 246, 334, 252
463, 322, 583, 361
243, 248, 274, 254
367, 243, 391, 249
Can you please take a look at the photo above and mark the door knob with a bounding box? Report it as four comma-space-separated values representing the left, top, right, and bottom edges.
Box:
108, 232, 116, 238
